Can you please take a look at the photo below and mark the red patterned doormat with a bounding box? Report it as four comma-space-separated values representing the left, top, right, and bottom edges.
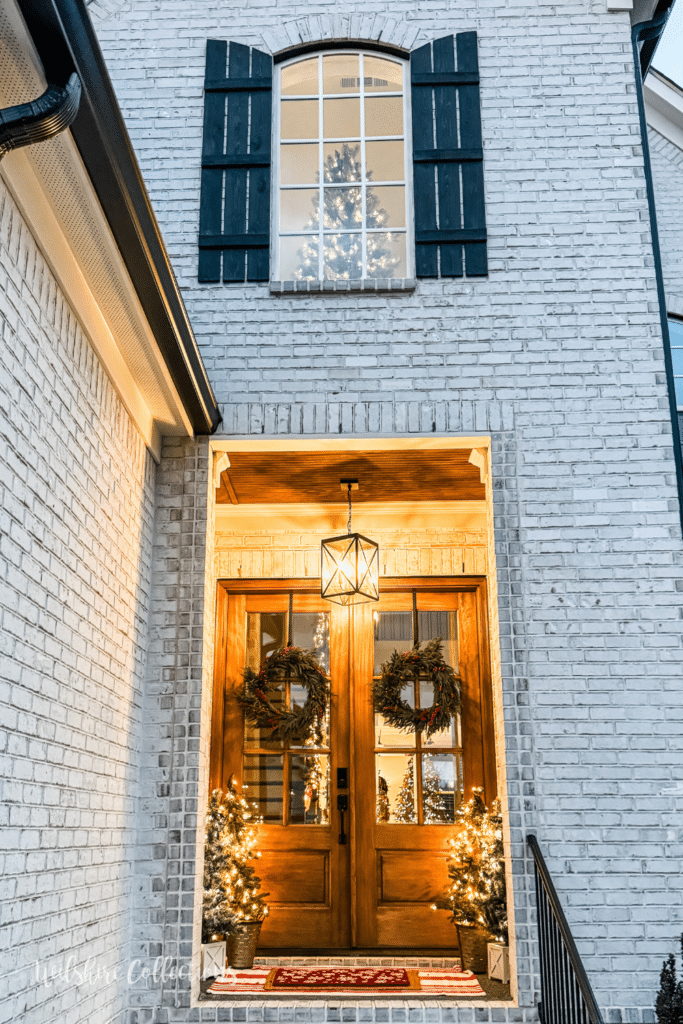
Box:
266, 967, 421, 990
207, 965, 485, 996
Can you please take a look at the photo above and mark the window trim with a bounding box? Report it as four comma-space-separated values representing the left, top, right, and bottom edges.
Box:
273, 38, 410, 64
669, 313, 683, 411
271, 48, 415, 284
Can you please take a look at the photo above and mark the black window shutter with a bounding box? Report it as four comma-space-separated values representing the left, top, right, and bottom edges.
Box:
198, 40, 272, 283
411, 32, 487, 279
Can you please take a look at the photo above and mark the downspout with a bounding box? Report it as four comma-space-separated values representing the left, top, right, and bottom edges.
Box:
631, 11, 683, 536
0, 72, 81, 159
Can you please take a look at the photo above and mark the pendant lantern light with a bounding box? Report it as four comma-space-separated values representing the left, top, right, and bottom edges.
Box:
320, 480, 379, 605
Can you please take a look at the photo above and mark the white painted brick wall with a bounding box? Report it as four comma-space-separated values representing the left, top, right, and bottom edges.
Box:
0, 173, 156, 1024
88, 1, 683, 1021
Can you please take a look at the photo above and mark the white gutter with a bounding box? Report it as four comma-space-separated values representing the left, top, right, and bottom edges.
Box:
644, 68, 683, 151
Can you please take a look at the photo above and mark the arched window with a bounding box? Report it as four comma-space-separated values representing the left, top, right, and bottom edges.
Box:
274, 52, 412, 282
198, 35, 487, 285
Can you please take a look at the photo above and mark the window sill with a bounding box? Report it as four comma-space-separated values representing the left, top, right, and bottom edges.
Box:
270, 278, 417, 295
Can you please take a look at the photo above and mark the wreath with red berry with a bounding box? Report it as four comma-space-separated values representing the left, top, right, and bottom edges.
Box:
237, 646, 330, 743
372, 638, 462, 737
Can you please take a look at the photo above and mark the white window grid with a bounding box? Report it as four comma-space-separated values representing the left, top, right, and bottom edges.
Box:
272, 50, 414, 282
670, 316, 683, 410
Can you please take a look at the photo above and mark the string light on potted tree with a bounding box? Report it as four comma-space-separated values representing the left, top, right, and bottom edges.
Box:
320, 480, 379, 605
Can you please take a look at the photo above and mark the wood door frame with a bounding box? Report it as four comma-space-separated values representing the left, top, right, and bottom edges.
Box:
210, 575, 497, 950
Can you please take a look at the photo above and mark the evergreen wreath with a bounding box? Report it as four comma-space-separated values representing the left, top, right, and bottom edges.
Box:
237, 645, 330, 743
372, 637, 462, 737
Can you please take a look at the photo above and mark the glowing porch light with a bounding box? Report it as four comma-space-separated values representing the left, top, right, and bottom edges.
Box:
320, 480, 379, 605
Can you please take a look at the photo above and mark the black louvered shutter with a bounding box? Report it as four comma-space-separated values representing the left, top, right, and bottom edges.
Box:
411, 33, 487, 278
198, 40, 272, 283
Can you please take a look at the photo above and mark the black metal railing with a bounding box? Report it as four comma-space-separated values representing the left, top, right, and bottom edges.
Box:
527, 834, 604, 1024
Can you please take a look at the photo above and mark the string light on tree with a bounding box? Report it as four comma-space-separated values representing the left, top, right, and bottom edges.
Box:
293, 143, 400, 281
433, 788, 508, 943
303, 721, 330, 824
301, 613, 330, 824
394, 759, 417, 823
312, 611, 329, 675
422, 756, 450, 824
202, 779, 268, 942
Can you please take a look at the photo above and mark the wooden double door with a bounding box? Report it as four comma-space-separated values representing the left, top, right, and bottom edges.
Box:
210, 577, 495, 950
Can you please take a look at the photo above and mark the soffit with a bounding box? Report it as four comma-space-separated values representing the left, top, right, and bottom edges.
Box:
217, 449, 486, 504
0, 0, 193, 458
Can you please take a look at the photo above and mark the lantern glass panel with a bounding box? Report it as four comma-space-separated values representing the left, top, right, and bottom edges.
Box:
320, 532, 379, 604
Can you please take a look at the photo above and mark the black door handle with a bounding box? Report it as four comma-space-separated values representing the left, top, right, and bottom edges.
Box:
337, 794, 348, 844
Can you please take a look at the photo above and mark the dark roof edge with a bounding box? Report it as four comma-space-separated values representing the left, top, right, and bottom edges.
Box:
638, 0, 676, 79
16, 0, 221, 435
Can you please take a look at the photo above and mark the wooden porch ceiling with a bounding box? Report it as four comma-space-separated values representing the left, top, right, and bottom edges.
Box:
216, 449, 486, 504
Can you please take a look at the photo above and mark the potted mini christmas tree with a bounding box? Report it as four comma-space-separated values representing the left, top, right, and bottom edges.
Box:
434, 787, 508, 975
202, 779, 268, 969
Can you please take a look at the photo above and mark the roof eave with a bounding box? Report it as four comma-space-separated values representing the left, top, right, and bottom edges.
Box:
16, 0, 221, 436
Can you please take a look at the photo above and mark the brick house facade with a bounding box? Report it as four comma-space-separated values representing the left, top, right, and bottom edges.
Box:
2, 0, 683, 1022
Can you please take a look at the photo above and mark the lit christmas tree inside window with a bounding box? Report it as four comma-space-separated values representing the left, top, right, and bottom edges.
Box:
277, 52, 410, 281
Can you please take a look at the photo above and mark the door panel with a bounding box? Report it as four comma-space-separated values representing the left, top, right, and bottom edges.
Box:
259, 849, 329, 903
215, 588, 350, 949
211, 578, 495, 951
353, 584, 494, 948
377, 850, 449, 901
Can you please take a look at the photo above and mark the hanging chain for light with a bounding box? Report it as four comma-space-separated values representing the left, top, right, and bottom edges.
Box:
346, 482, 353, 534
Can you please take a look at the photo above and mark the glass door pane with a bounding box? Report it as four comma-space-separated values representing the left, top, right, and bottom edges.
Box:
242, 602, 331, 825
372, 601, 463, 824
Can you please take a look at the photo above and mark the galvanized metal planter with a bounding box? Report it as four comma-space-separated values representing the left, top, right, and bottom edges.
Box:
456, 924, 491, 974
227, 921, 263, 969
